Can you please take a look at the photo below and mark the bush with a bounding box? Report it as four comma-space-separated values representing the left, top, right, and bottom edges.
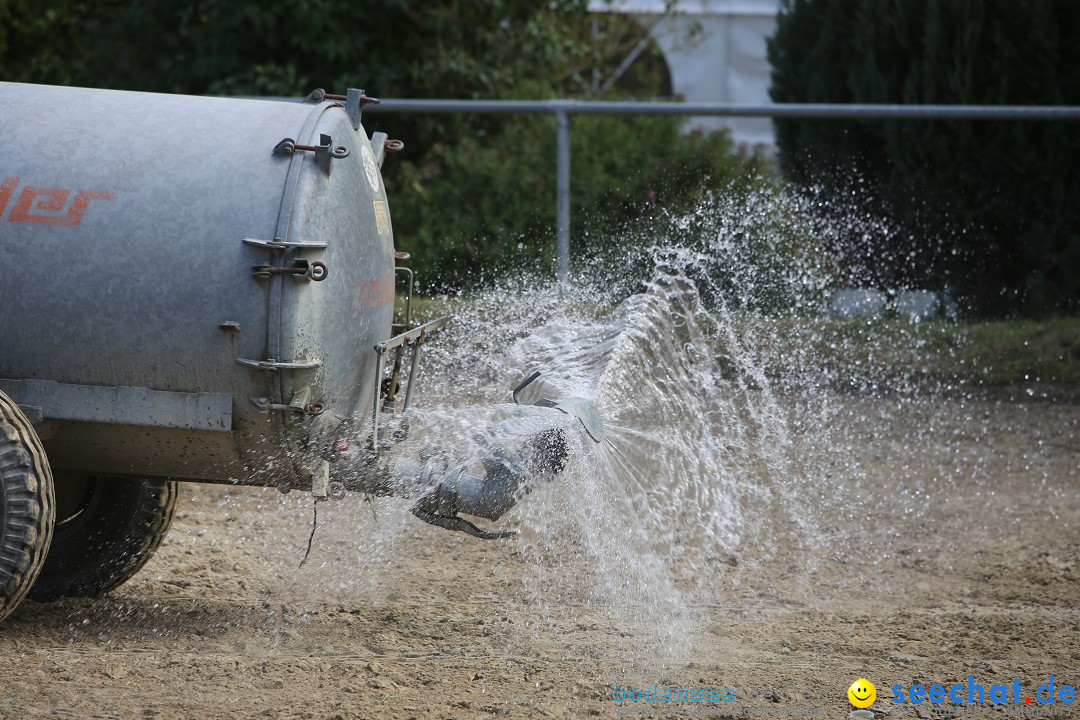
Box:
768, 0, 1080, 316
387, 113, 766, 291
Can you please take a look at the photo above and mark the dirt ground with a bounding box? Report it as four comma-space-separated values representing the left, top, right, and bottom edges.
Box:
1, 393, 1077, 720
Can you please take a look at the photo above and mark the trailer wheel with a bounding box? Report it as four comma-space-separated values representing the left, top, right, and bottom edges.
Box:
30, 473, 177, 601
0, 391, 55, 622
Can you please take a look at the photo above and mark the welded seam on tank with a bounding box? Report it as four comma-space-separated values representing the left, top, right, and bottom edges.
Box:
268, 101, 338, 374
269, 102, 342, 487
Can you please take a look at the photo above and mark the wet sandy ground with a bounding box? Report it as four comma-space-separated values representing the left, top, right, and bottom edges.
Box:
1, 394, 1077, 720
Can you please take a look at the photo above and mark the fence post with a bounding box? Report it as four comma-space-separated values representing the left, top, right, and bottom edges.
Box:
555, 106, 571, 290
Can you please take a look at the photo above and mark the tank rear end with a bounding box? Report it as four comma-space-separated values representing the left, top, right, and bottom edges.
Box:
0, 83, 395, 489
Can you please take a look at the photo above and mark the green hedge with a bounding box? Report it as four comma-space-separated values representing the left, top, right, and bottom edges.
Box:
386, 113, 765, 290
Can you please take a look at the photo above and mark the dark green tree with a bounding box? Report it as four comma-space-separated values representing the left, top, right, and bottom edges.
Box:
768, 0, 1080, 316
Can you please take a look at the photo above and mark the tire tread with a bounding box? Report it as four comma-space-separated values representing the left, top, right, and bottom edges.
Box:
0, 391, 54, 621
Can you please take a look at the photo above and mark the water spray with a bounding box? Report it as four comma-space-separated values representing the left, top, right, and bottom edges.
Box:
330, 370, 604, 539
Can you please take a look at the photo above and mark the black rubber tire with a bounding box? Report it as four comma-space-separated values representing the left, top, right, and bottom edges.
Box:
29, 473, 178, 601
0, 391, 55, 622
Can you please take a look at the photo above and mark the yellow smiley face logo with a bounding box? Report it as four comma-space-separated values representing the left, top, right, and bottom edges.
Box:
847, 678, 876, 708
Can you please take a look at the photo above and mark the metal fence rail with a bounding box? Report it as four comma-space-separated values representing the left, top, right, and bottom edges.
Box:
366, 100, 1080, 286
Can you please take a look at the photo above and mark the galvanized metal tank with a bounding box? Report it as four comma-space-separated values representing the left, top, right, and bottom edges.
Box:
0, 83, 397, 488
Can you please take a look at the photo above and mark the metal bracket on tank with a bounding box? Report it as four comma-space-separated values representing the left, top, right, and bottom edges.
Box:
370, 133, 405, 168
304, 88, 380, 129
250, 392, 325, 415
394, 266, 414, 330
371, 133, 389, 168
236, 357, 322, 372
251, 259, 328, 283
243, 237, 328, 252
250, 398, 325, 415
273, 134, 349, 177
370, 316, 450, 455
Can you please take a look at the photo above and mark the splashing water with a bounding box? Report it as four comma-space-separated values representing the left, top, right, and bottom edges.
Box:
383, 182, 1075, 657
398, 189, 845, 657
197, 184, 1074, 664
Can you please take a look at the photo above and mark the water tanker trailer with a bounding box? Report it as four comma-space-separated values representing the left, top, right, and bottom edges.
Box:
0, 83, 602, 622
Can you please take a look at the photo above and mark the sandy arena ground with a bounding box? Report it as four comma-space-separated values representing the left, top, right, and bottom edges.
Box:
1, 393, 1077, 720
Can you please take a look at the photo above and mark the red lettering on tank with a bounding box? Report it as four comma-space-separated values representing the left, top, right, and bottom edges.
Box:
0, 177, 18, 214
355, 276, 397, 310
10, 187, 69, 222
1, 177, 113, 226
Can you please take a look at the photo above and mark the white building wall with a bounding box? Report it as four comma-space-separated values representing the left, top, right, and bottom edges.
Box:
591, 0, 779, 147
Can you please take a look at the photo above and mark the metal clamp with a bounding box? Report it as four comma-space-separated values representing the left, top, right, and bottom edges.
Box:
252, 260, 328, 282
273, 134, 349, 177
250, 397, 325, 415
242, 237, 328, 252
304, 88, 380, 129
236, 358, 322, 372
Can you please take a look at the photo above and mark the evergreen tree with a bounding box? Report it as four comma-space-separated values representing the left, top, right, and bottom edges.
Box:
769, 0, 1080, 316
